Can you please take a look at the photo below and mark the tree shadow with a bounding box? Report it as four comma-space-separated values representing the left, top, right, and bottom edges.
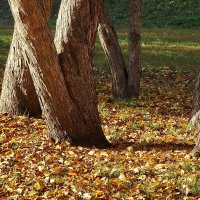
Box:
111, 140, 194, 152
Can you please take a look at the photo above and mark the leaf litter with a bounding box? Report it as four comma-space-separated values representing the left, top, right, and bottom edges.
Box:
0, 68, 200, 199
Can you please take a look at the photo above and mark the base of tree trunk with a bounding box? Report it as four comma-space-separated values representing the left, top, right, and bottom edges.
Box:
49, 131, 111, 148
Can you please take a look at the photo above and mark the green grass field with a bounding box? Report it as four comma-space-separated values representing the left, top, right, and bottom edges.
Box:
1, 27, 200, 74
95, 28, 200, 75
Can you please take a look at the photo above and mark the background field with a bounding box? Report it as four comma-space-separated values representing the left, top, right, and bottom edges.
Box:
1, 0, 200, 27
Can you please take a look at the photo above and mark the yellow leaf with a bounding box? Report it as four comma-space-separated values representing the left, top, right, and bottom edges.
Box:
29, 190, 37, 196
100, 152, 108, 157
64, 161, 71, 166
33, 181, 43, 191
88, 150, 95, 155
118, 173, 127, 181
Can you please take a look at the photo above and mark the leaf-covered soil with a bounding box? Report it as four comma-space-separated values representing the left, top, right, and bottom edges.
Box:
0, 68, 200, 199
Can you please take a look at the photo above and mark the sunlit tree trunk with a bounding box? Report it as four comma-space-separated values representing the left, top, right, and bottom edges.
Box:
98, 3, 128, 99
54, 0, 109, 147
190, 74, 200, 156
127, 0, 142, 98
8, 0, 109, 147
0, 28, 41, 117
0, 0, 52, 117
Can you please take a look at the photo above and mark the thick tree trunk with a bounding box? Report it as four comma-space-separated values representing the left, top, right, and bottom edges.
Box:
127, 0, 142, 98
98, 4, 128, 99
8, 0, 109, 148
0, 0, 52, 117
189, 74, 200, 156
54, 0, 109, 147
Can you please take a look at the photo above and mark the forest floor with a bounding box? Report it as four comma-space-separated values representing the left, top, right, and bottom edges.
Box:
0, 28, 200, 199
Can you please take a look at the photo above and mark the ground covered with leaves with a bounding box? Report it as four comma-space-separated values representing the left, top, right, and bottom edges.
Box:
1, 28, 200, 199
0, 68, 200, 199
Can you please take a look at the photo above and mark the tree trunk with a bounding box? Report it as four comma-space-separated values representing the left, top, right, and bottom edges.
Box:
0, 0, 53, 117
0, 28, 41, 117
98, 3, 128, 99
127, 0, 142, 98
54, 0, 109, 147
8, 0, 109, 148
189, 74, 200, 156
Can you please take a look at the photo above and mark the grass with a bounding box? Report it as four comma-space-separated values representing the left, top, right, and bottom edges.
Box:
1, 27, 200, 74
0, 28, 12, 67
2, 0, 200, 28
105, 0, 200, 28
95, 28, 200, 75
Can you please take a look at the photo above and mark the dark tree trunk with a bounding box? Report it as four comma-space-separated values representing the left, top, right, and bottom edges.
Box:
127, 0, 142, 98
8, 0, 109, 148
98, 3, 128, 99
97, 0, 142, 99
189, 74, 200, 156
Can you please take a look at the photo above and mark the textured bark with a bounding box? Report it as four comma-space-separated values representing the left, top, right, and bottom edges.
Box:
127, 0, 142, 98
0, 28, 41, 117
54, 0, 109, 147
98, 4, 128, 99
8, 0, 109, 148
0, 0, 52, 117
189, 74, 200, 156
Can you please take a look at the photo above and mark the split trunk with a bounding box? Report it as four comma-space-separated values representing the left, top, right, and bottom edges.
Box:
98, 0, 142, 99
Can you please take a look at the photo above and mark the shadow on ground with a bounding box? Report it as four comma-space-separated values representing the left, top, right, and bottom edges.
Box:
112, 140, 194, 152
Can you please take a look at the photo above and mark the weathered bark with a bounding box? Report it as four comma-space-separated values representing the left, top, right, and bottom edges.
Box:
98, 4, 128, 99
8, 0, 109, 148
189, 74, 200, 156
54, 0, 109, 147
0, 0, 52, 117
127, 0, 142, 98
0, 28, 41, 117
